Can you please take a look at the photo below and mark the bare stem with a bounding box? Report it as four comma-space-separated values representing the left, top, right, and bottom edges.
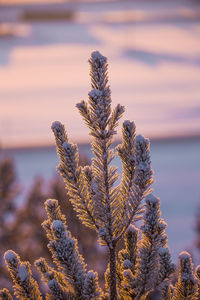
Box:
109, 243, 117, 300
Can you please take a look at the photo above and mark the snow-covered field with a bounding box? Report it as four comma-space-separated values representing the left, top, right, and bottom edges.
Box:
0, 0, 200, 147
0, 0, 200, 263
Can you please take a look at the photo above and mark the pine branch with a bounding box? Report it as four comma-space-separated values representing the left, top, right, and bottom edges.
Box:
195, 265, 200, 299
76, 100, 96, 133
82, 271, 102, 300
126, 134, 154, 223
0, 289, 13, 300
47, 279, 75, 300
121, 269, 135, 299
133, 194, 172, 299
42, 198, 67, 241
35, 257, 74, 299
159, 280, 174, 300
157, 247, 175, 295
119, 225, 139, 276
115, 120, 136, 238
116, 134, 154, 243
173, 252, 197, 300
134, 135, 153, 193
90, 72, 116, 238
44, 200, 86, 295
51, 124, 97, 230
77, 52, 124, 246
4, 250, 42, 300
118, 225, 139, 298
43, 199, 101, 300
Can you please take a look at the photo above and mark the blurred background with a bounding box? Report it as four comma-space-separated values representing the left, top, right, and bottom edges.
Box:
0, 0, 200, 293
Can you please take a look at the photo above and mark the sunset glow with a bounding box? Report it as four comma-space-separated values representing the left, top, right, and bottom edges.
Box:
0, 0, 200, 148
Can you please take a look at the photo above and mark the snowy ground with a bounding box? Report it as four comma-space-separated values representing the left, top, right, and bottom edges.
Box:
0, 0, 200, 147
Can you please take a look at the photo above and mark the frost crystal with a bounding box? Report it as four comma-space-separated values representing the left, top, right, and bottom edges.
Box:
146, 194, 159, 205
88, 89, 102, 99
91, 51, 107, 65
51, 121, 63, 131
4, 250, 17, 263
179, 251, 191, 261
135, 134, 146, 143
52, 220, 65, 232
18, 265, 28, 282
62, 142, 71, 151
48, 279, 56, 288
158, 247, 168, 256
123, 259, 132, 269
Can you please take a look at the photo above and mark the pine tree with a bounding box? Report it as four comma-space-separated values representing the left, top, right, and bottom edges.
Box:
13, 177, 47, 263
1, 51, 200, 300
0, 156, 20, 240
0, 157, 20, 290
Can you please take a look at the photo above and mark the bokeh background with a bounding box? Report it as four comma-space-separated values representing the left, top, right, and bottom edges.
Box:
0, 0, 200, 277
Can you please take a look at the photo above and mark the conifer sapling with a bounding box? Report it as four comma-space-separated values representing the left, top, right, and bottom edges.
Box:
1, 51, 200, 300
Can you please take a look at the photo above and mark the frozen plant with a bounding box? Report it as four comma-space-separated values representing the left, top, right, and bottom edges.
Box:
1, 51, 200, 300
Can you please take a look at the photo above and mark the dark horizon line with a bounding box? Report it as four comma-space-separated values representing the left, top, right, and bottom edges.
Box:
1, 133, 200, 153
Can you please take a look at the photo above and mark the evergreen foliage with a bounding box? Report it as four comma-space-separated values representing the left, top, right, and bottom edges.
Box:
0, 157, 20, 290
0, 156, 104, 292
4, 251, 41, 299
1, 51, 200, 299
